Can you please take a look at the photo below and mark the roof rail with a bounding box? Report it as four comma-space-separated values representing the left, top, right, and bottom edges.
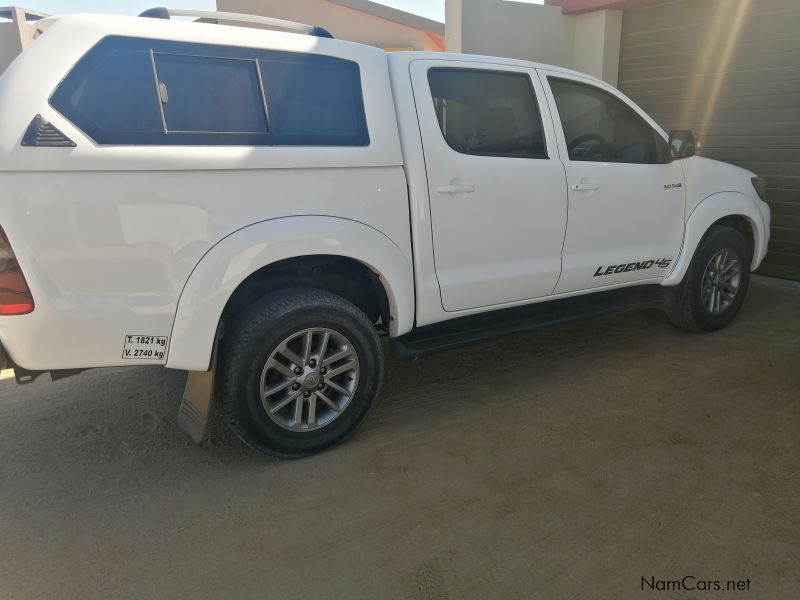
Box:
138, 7, 334, 38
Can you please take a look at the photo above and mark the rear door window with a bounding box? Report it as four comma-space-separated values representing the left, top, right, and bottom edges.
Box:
50, 36, 369, 147
427, 68, 547, 159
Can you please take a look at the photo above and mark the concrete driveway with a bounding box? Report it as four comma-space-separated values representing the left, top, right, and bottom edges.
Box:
1, 279, 798, 600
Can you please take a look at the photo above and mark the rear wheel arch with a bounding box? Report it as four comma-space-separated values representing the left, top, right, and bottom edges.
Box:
166, 217, 414, 371
222, 255, 392, 331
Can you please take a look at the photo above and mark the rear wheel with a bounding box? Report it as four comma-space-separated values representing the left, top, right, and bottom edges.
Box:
220, 288, 383, 457
665, 226, 751, 332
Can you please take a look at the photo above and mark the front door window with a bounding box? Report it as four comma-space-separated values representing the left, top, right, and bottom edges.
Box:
548, 77, 669, 164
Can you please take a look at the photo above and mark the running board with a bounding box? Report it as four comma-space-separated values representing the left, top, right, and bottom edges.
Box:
391, 285, 667, 359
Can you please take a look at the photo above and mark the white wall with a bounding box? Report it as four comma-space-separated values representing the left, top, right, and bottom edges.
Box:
444, 0, 462, 53
448, 0, 573, 66
446, 0, 622, 85
573, 8, 622, 84
0, 22, 23, 73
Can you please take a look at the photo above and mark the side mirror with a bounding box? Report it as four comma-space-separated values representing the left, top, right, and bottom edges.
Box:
669, 129, 700, 159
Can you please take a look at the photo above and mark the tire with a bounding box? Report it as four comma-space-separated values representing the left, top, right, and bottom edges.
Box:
664, 225, 751, 332
220, 287, 383, 458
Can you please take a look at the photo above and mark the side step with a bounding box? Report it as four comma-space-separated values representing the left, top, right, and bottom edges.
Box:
390, 285, 667, 359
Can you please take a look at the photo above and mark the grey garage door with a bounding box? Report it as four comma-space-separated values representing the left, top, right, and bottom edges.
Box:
618, 0, 800, 280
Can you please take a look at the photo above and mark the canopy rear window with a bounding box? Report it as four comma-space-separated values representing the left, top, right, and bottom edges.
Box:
49, 36, 370, 147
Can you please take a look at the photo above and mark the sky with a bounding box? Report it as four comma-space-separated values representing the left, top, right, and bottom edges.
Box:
20, 1, 544, 23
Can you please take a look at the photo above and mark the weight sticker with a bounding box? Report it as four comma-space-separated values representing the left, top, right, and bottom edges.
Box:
122, 335, 168, 360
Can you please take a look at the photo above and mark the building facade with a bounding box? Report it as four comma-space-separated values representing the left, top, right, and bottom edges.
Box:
617, 0, 800, 281
216, 0, 444, 51
446, 0, 623, 85
0, 6, 46, 73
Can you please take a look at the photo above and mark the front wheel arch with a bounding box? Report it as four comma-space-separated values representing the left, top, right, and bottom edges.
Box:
662, 192, 766, 287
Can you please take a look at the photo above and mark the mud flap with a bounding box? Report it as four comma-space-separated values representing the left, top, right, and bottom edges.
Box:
177, 331, 219, 444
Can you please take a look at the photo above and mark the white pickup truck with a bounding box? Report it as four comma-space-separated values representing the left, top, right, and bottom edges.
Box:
0, 9, 770, 456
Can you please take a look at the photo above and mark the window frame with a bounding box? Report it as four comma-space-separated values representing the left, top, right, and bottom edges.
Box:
427, 67, 550, 161
49, 35, 370, 147
546, 75, 671, 165
150, 50, 271, 136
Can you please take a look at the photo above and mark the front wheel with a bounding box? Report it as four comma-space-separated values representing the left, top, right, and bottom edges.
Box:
220, 288, 383, 458
664, 226, 751, 332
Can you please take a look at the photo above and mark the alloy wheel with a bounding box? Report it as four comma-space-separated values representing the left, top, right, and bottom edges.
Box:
259, 328, 359, 432
701, 248, 741, 315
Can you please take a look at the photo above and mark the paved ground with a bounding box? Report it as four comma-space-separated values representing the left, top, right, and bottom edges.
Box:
0, 279, 798, 600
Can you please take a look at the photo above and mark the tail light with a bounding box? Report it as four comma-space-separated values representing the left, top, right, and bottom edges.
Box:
0, 226, 34, 315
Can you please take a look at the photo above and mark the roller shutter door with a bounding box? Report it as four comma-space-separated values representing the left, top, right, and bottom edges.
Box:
618, 0, 800, 280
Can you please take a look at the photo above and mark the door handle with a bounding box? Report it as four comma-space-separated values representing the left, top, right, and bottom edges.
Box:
437, 183, 476, 195
571, 181, 600, 192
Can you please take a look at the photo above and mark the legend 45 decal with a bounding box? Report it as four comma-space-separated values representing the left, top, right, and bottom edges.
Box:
593, 258, 672, 277
122, 335, 168, 360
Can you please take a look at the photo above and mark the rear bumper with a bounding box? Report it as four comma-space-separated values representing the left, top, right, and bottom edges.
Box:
0, 337, 86, 384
